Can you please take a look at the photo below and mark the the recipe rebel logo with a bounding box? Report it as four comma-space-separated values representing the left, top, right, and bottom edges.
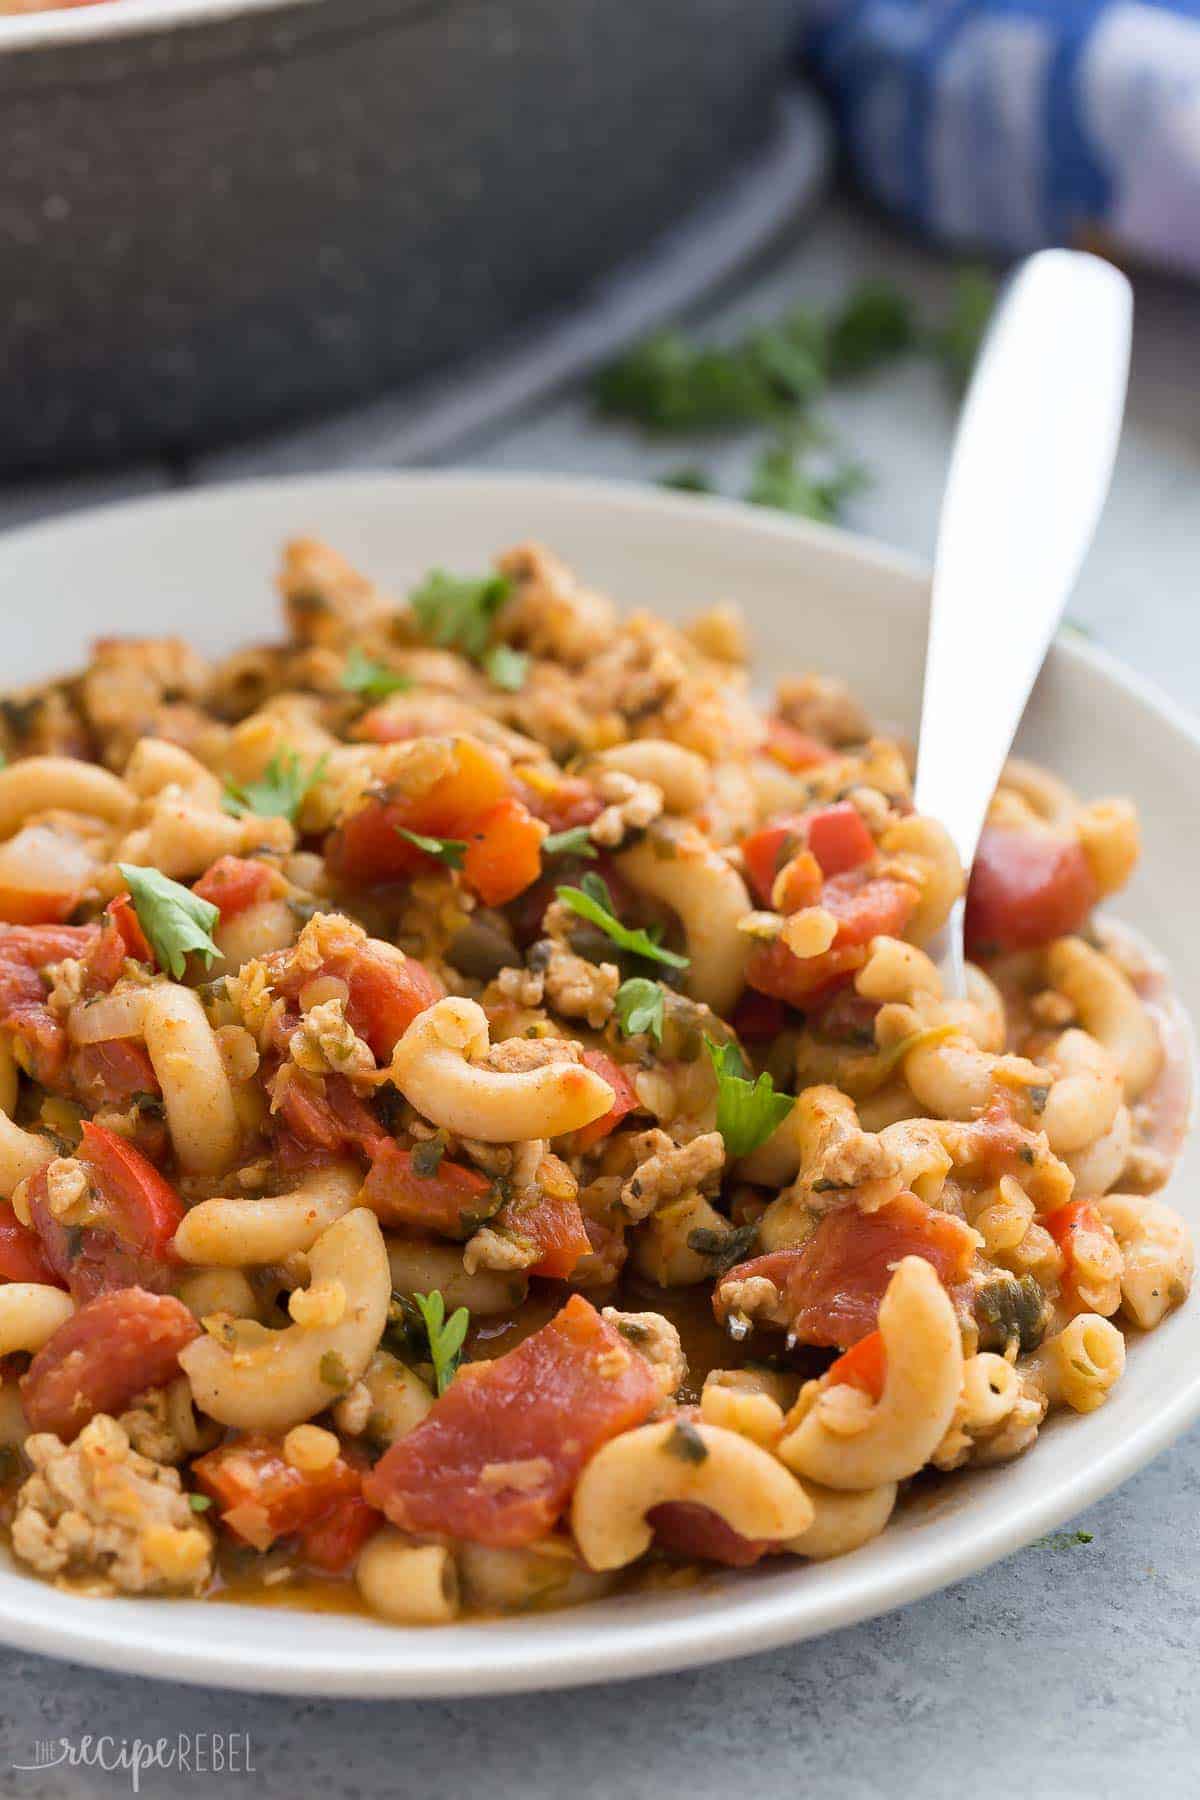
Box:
12, 1732, 256, 1791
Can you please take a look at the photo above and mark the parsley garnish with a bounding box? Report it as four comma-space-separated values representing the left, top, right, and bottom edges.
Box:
705, 1036, 794, 1157
188, 1493, 213, 1513
932, 267, 996, 393
541, 826, 597, 862
1033, 1529, 1093, 1550
826, 281, 916, 379
660, 467, 715, 494
592, 310, 824, 432
222, 752, 328, 824
396, 827, 467, 869
319, 1350, 350, 1392
746, 436, 868, 524
686, 1222, 760, 1274
555, 874, 689, 971
117, 864, 219, 981
411, 1289, 470, 1396
482, 643, 529, 692
614, 977, 665, 1044
410, 569, 511, 661
340, 645, 413, 701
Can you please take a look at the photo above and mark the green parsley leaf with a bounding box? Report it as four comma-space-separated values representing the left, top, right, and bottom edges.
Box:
704, 1035, 794, 1157
396, 827, 467, 870
541, 825, 597, 861
222, 752, 328, 824
410, 569, 511, 661
482, 643, 529, 692
592, 307, 824, 433
826, 280, 917, 379
932, 267, 997, 393
340, 645, 413, 701
615, 977, 665, 1044
660, 466, 715, 494
1033, 1529, 1094, 1550
188, 1493, 213, 1513
117, 864, 220, 981
411, 1289, 470, 1396
746, 437, 868, 524
555, 876, 689, 971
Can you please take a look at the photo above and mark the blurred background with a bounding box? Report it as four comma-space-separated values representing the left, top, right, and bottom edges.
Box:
2, 0, 1197, 724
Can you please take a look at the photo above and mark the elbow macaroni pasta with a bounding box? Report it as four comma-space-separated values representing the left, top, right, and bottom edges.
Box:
0, 532, 1185, 1623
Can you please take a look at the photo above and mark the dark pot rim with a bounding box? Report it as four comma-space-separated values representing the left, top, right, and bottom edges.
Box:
0, 0, 436, 61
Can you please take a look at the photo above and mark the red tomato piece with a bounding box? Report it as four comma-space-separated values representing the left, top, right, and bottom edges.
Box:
0, 1201, 63, 1286
69, 1039, 160, 1112
0, 923, 100, 1088
764, 718, 834, 772
299, 1492, 383, 1574
1043, 1198, 1120, 1314
826, 1328, 887, 1400
745, 871, 918, 1007
361, 1143, 494, 1238
805, 802, 876, 877
27, 1122, 186, 1301
965, 824, 1096, 954
462, 797, 545, 906
739, 818, 806, 908
573, 1050, 638, 1151
325, 739, 511, 888
193, 1435, 362, 1552
362, 1295, 660, 1547
715, 1192, 977, 1349
266, 937, 441, 1064
730, 990, 789, 1043
649, 1501, 769, 1567
272, 1072, 391, 1164
495, 1187, 593, 1280
20, 1288, 199, 1440
106, 893, 153, 963
519, 773, 604, 835
192, 855, 274, 919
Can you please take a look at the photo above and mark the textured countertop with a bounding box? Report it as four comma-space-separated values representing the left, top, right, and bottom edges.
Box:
1, 200, 1198, 1799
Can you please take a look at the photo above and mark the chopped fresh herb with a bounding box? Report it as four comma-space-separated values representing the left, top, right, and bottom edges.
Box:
746, 436, 868, 524
705, 1035, 794, 1157
687, 1222, 760, 1274
666, 1419, 710, 1464
482, 643, 529, 692
222, 752, 328, 824
340, 645, 413, 701
592, 308, 824, 433
409, 569, 511, 661
555, 874, 689, 971
541, 825, 597, 861
932, 267, 997, 393
373, 1083, 406, 1136
188, 1493, 213, 1513
128, 1090, 166, 1120
396, 827, 467, 870
1027, 1084, 1050, 1115
318, 1350, 350, 1392
660, 467, 715, 494
1034, 1529, 1094, 1549
0, 750, 7, 771
411, 1289, 470, 1396
117, 864, 219, 981
410, 1134, 447, 1179
615, 976, 665, 1045
975, 1274, 1047, 1355
826, 281, 916, 379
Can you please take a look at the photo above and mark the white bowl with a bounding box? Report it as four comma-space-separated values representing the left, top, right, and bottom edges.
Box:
1, 471, 1196, 1696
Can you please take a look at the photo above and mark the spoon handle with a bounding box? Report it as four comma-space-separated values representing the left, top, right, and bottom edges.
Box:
913, 249, 1133, 997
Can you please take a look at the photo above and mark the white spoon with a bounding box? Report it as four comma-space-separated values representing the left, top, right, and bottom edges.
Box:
913, 248, 1133, 1000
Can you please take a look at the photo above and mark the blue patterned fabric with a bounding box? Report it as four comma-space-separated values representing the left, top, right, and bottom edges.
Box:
804, 0, 1200, 273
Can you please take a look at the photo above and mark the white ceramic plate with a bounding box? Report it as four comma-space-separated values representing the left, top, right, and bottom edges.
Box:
1, 472, 1196, 1696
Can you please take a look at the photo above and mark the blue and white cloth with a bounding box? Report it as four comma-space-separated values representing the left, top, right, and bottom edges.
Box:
804, 0, 1200, 276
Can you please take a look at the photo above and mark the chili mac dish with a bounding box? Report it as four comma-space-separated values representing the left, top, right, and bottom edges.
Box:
0, 537, 1189, 1624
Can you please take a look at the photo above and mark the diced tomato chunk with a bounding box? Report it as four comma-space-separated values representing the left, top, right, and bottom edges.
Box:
299, 1492, 383, 1574
106, 893, 153, 963
573, 1050, 638, 1151
0, 1201, 63, 1286
730, 990, 788, 1043
519, 773, 604, 835
193, 1435, 362, 1552
650, 1501, 769, 1567
362, 1143, 494, 1238
764, 718, 834, 772
745, 870, 918, 1007
27, 1121, 186, 1301
462, 797, 545, 906
716, 1192, 976, 1349
266, 936, 441, 1064
20, 1288, 199, 1439
826, 1328, 887, 1400
69, 1038, 159, 1112
1043, 1198, 1120, 1314
362, 1295, 660, 1547
325, 739, 511, 888
740, 818, 806, 908
496, 1186, 593, 1280
965, 824, 1096, 954
0, 922, 100, 1089
272, 1071, 390, 1163
805, 802, 876, 877
193, 855, 274, 919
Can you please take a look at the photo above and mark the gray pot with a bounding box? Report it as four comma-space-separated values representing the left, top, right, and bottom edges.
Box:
1, 0, 797, 474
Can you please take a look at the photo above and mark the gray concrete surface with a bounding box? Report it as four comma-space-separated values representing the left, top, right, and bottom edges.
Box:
1, 199, 1197, 1798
